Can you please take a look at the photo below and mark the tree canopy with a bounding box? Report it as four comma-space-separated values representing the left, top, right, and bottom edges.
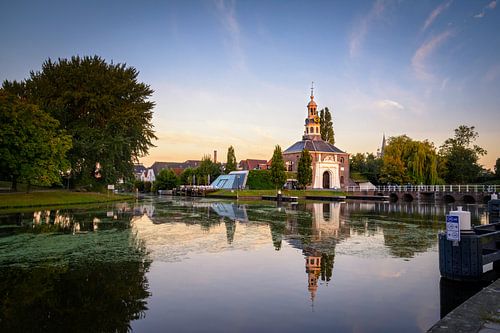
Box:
380, 135, 439, 185
5, 56, 156, 186
196, 155, 222, 185
0, 91, 72, 191
153, 169, 179, 191
297, 149, 312, 189
439, 125, 486, 184
269, 145, 287, 189
319, 107, 335, 145
349, 153, 382, 184
225, 146, 237, 173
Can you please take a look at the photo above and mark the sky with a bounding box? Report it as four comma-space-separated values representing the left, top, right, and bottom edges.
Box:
1, 0, 499, 169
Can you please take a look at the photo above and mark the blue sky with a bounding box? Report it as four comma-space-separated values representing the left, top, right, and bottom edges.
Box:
1, 0, 499, 169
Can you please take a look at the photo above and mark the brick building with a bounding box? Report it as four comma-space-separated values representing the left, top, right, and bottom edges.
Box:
282, 88, 349, 189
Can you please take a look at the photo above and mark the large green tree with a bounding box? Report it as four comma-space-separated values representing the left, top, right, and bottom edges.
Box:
380, 135, 439, 185
297, 149, 312, 189
439, 125, 486, 184
269, 145, 287, 189
0, 91, 72, 191
180, 168, 195, 185
196, 155, 222, 185
349, 153, 382, 184
153, 169, 179, 191
7, 56, 156, 186
319, 107, 335, 145
225, 146, 237, 173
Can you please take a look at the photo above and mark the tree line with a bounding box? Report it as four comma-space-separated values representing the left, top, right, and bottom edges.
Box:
351, 125, 497, 185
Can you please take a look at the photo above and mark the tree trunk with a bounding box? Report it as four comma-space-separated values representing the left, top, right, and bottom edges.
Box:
11, 176, 18, 192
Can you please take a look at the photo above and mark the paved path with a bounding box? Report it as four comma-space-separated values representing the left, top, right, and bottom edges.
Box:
428, 278, 500, 332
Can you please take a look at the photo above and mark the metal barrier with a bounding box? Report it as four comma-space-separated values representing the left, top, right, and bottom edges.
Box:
346, 185, 498, 193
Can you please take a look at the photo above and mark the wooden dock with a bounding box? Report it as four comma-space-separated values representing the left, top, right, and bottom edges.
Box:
261, 195, 298, 202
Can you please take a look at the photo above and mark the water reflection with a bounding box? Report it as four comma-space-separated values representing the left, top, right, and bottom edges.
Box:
0, 198, 493, 332
0, 204, 151, 332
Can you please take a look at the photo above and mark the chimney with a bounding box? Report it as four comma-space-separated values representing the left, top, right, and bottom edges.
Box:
213, 150, 217, 163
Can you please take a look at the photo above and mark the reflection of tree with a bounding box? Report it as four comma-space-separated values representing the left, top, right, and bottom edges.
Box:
269, 221, 285, 250
225, 220, 236, 244
381, 223, 436, 258
4, 208, 136, 236
320, 253, 334, 282
0, 235, 150, 332
0, 206, 150, 332
342, 202, 444, 259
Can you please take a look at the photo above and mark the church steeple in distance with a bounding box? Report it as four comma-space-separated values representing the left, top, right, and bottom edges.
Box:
303, 82, 322, 141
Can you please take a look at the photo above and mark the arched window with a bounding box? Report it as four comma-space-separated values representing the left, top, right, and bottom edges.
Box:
316, 127, 319, 133
306, 127, 309, 133
340, 157, 344, 163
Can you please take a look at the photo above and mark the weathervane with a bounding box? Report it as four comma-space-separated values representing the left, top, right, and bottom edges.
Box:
311, 81, 314, 97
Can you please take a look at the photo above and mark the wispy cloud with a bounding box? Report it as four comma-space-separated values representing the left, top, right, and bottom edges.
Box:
412, 29, 453, 80
474, 0, 497, 18
422, 0, 452, 32
214, 0, 246, 70
375, 99, 405, 110
484, 64, 500, 82
349, 0, 387, 57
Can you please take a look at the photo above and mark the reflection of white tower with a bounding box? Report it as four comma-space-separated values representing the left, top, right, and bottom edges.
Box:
305, 253, 321, 304
310, 203, 341, 238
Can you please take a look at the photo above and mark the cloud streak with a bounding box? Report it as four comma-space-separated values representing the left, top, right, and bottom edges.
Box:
422, 0, 452, 32
474, 0, 497, 18
375, 99, 404, 110
349, 0, 386, 57
214, 0, 246, 70
412, 30, 453, 80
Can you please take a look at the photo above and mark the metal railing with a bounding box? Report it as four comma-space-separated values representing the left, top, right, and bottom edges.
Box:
345, 185, 499, 193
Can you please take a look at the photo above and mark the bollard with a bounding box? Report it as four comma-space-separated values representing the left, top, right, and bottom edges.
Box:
449, 206, 471, 231
439, 204, 500, 281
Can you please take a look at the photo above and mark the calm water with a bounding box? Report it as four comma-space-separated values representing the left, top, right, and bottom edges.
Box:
0, 197, 492, 332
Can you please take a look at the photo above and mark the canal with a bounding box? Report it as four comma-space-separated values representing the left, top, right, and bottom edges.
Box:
0, 197, 493, 332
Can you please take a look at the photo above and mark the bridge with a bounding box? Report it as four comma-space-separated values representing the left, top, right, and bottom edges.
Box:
346, 184, 499, 204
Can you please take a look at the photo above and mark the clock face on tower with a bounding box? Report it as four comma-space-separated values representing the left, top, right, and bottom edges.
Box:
314, 116, 320, 123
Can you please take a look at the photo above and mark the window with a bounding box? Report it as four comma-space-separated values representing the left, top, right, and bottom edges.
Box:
306, 127, 309, 133
340, 157, 344, 163
316, 127, 319, 133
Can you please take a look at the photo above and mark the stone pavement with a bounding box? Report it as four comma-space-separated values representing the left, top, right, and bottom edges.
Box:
428, 278, 500, 332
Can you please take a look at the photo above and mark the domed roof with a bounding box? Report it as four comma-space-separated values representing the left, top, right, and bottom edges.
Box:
307, 100, 317, 107
307, 95, 317, 107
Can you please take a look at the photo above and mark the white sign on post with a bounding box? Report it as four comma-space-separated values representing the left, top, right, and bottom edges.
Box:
446, 215, 460, 241
107, 185, 115, 190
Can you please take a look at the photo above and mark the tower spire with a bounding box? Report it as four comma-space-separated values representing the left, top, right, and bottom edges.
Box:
304, 83, 321, 141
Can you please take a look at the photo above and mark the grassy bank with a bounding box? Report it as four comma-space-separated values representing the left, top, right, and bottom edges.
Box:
206, 189, 346, 199
0, 190, 133, 209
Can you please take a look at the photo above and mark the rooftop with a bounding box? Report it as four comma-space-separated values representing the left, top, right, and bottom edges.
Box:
283, 139, 345, 154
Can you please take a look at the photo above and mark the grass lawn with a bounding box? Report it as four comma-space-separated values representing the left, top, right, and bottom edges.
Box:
207, 189, 346, 198
0, 190, 133, 209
